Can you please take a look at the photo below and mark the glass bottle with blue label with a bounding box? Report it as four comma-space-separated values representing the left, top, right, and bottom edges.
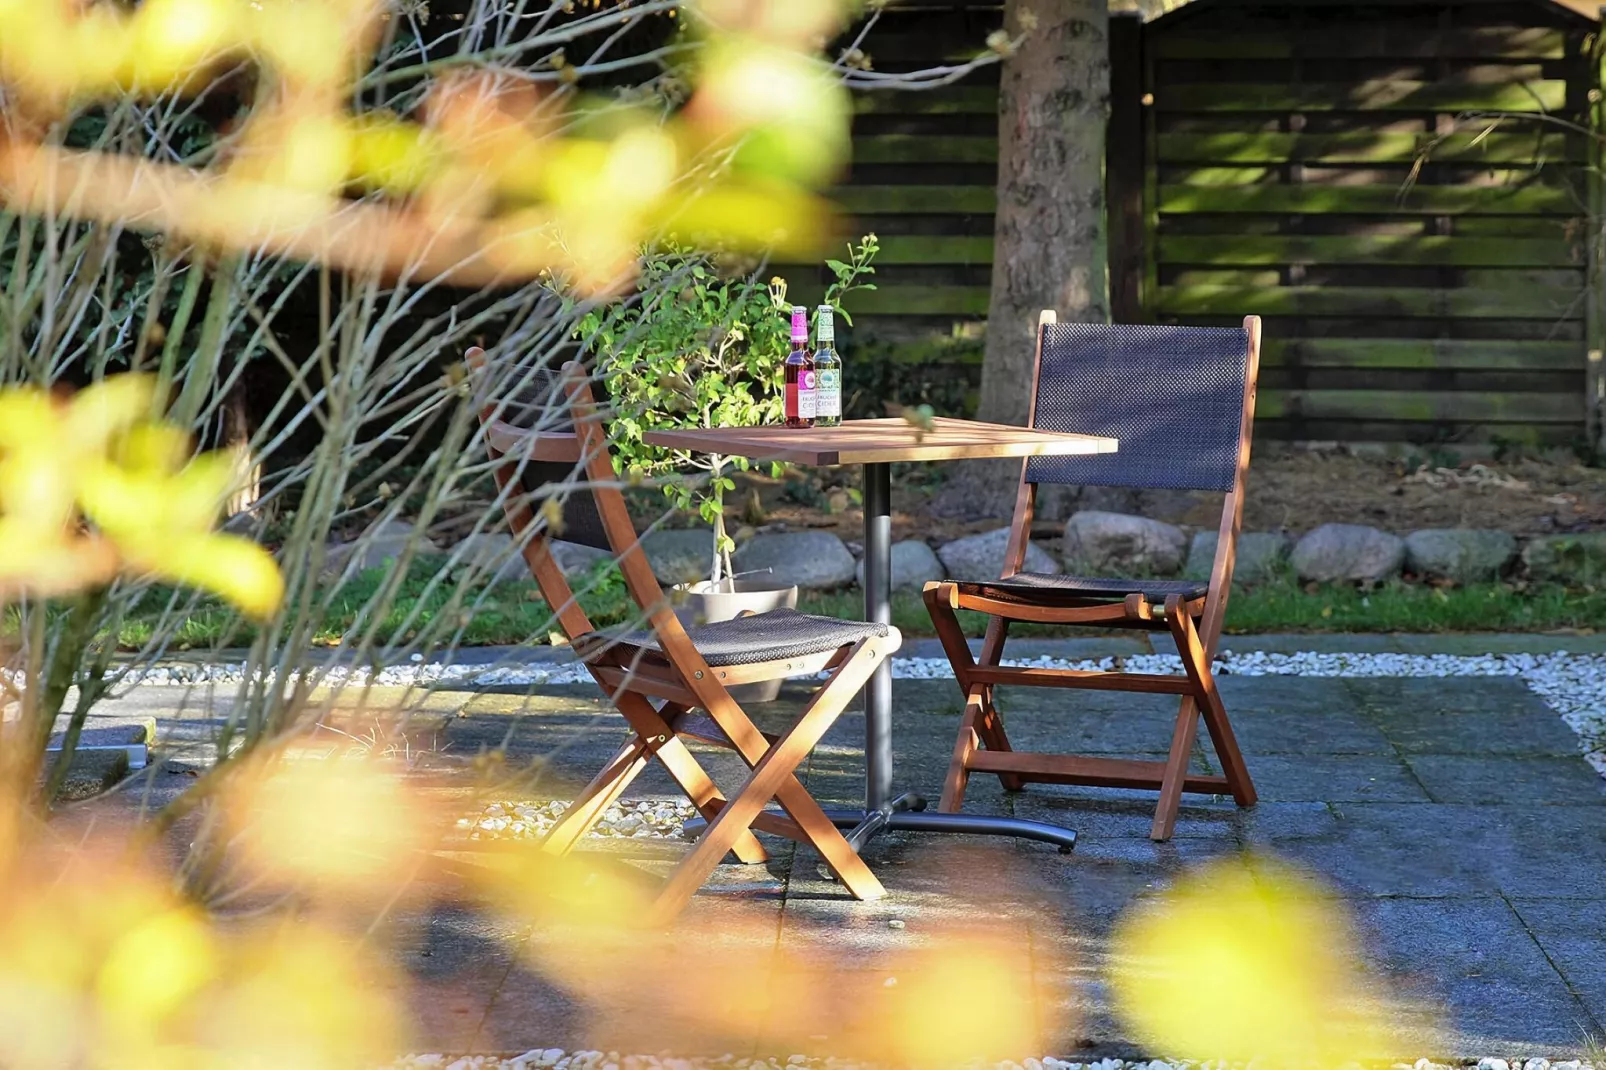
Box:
813, 304, 842, 428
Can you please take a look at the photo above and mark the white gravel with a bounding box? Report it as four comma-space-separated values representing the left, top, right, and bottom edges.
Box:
459, 798, 699, 842
390, 1053, 1595, 1070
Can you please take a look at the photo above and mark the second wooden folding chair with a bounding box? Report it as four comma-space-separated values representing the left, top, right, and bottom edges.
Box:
922, 315, 1261, 841
470, 351, 898, 922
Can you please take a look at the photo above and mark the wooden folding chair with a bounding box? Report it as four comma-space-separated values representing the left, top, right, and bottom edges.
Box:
469, 350, 897, 922
921, 314, 1261, 842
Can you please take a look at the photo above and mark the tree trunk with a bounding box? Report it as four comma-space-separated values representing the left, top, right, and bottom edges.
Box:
936, 0, 1111, 520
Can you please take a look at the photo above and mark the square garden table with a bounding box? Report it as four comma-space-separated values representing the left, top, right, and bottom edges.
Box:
643, 417, 1118, 853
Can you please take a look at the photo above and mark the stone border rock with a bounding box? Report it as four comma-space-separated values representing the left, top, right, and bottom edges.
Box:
417, 511, 1602, 593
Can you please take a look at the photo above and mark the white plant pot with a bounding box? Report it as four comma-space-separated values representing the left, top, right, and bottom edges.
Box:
672, 579, 799, 703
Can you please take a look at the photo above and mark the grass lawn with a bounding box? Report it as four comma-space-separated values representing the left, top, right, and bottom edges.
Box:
98, 555, 1606, 652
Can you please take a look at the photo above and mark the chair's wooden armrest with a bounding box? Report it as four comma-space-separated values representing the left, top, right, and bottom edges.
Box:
483, 418, 582, 463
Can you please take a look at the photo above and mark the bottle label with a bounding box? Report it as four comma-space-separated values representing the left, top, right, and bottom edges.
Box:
799, 369, 817, 419
816, 369, 840, 418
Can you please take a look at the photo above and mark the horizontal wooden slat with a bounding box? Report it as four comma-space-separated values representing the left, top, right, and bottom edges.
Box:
852, 87, 996, 115
869, 236, 996, 264
1159, 234, 1578, 267
838, 185, 996, 214
1454, 217, 1582, 236
1151, 26, 1567, 61
852, 134, 997, 164
968, 666, 1195, 694
965, 751, 1232, 794
1257, 389, 1584, 423
850, 285, 992, 316
1155, 81, 1569, 113
1165, 166, 1275, 186
1158, 183, 1578, 214
1158, 284, 1583, 318
1261, 338, 1582, 370
1157, 131, 1582, 165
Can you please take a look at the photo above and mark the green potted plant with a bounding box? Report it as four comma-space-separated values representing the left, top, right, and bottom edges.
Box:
580, 236, 877, 656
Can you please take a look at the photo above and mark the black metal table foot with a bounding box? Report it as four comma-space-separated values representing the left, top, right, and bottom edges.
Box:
823, 802, 1076, 854
885, 811, 1077, 853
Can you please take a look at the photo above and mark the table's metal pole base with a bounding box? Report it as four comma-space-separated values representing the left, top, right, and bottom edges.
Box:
827, 793, 1077, 854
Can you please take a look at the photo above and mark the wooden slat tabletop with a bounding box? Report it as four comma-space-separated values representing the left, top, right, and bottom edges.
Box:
643, 417, 1117, 466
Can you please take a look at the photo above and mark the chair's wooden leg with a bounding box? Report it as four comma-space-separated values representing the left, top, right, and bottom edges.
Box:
1171, 612, 1257, 809
541, 736, 652, 856
757, 643, 886, 901
658, 642, 889, 922
612, 692, 769, 864
924, 582, 980, 694
653, 737, 769, 865
939, 689, 984, 813
1151, 694, 1201, 842
974, 617, 1025, 791
975, 686, 1024, 792
925, 587, 1023, 794
650, 658, 888, 923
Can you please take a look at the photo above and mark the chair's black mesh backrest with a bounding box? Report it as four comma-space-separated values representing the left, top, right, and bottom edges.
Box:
515, 461, 612, 551
1025, 323, 1250, 493
485, 360, 614, 552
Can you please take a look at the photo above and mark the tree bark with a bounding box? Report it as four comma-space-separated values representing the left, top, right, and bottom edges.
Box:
936, 0, 1111, 519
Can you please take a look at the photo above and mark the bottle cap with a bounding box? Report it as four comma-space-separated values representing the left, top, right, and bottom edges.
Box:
815, 304, 835, 343
790, 306, 808, 343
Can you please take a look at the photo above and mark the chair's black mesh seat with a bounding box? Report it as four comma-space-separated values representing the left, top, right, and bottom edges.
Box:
596, 609, 891, 667
959, 572, 1209, 605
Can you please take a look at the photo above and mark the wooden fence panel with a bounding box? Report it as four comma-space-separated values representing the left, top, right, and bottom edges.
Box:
816, 0, 1598, 445
1144, 0, 1596, 445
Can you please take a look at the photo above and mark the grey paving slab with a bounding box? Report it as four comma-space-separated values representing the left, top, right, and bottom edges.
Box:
986, 688, 1200, 756
1507, 898, 1606, 1032
1242, 754, 1430, 803
1404, 755, 1606, 805
1010, 790, 1241, 841
1260, 803, 1606, 900
1348, 678, 1585, 757
1217, 676, 1397, 756
1234, 800, 1344, 839
388, 906, 537, 1054
1352, 897, 1603, 1051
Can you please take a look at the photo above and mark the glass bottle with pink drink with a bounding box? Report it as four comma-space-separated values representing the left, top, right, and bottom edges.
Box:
783, 304, 815, 428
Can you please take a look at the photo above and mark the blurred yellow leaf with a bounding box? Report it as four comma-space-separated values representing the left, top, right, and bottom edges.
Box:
698, 0, 845, 42
126, 0, 238, 91
245, 0, 358, 88
97, 908, 217, 1030
0, 375, 281, 615
113, 422, 192, 476
877, 936, 1041, 1066
142, 532, 285, 621
348, 113, 444, 192
61, 373, 157, 452
203, 923, 409, 1070
228, 757, 429, 894
1110, 854, 1405, 1068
